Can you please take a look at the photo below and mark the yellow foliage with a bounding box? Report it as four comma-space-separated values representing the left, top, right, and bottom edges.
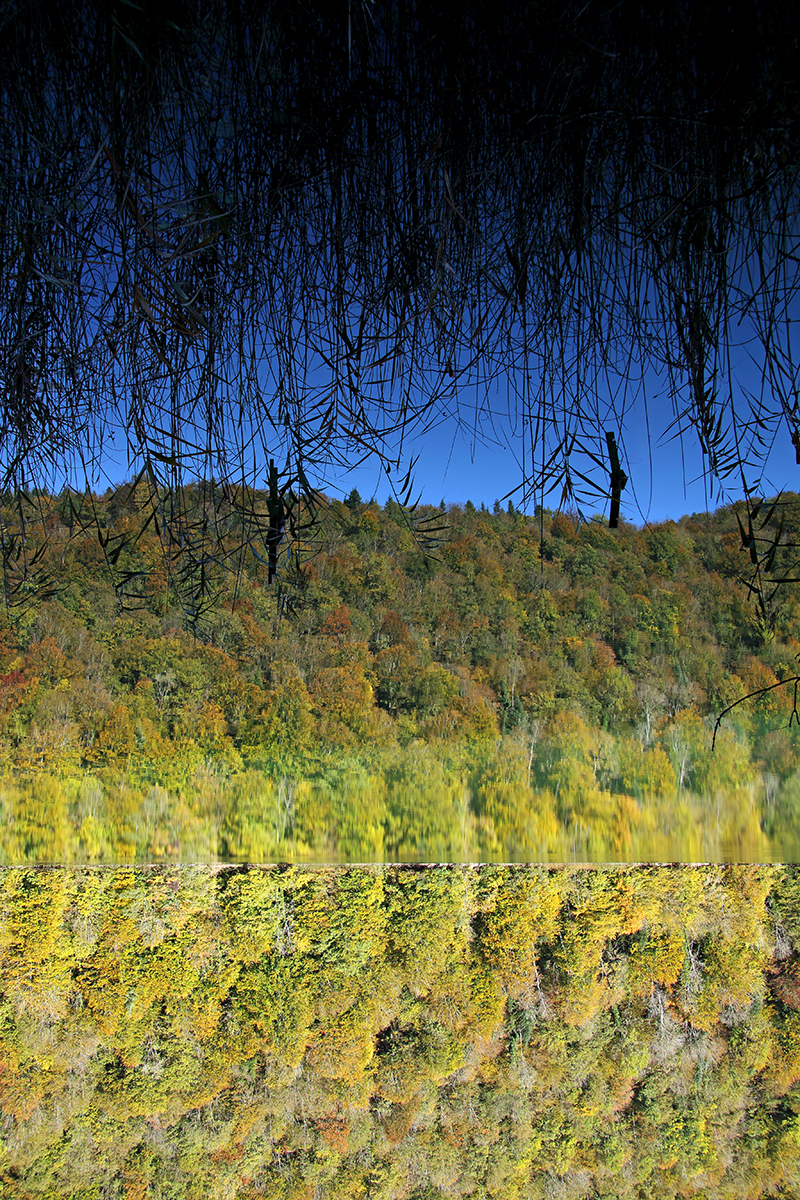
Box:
628, 931, 686, 993
477, 868, 561, 995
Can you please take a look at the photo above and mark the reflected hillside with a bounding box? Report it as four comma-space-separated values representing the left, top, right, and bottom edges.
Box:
0, 740, 793, 864
2, 864, 800, 1197
2, 491, 800, 863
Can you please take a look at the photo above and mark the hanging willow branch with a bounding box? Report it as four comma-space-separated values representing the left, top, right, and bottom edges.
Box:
1, 0, 798, 609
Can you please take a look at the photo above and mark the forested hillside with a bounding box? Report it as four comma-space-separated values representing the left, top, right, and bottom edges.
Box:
2, 863, 800, 1199
1, 487, 800, 862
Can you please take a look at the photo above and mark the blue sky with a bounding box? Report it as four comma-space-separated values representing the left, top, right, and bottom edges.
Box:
77, 346, 799, 529
314, 323, 800, 524
87, 398, 797, 530
325, 396, 800, 527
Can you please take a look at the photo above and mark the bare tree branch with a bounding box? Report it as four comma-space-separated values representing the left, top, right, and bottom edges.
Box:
1, 0, 798, 608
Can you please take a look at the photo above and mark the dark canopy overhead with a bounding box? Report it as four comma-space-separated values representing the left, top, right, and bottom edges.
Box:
1, 0, 798, 606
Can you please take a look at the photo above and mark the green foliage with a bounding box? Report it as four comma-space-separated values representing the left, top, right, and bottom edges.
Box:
0, 864, 795, 1198
0, 490, 797, 860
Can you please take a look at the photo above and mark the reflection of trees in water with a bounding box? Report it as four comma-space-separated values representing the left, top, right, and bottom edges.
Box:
0, 726, 792, 863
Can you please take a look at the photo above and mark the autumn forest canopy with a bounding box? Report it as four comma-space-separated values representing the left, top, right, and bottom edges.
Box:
4, 9, 800, 1191
6, 15, 800, 1200
0, 485, 800, 863
2, 862, 800, 1199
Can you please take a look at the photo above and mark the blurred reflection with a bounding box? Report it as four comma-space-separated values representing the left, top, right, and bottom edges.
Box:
0, 758, 793, 863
